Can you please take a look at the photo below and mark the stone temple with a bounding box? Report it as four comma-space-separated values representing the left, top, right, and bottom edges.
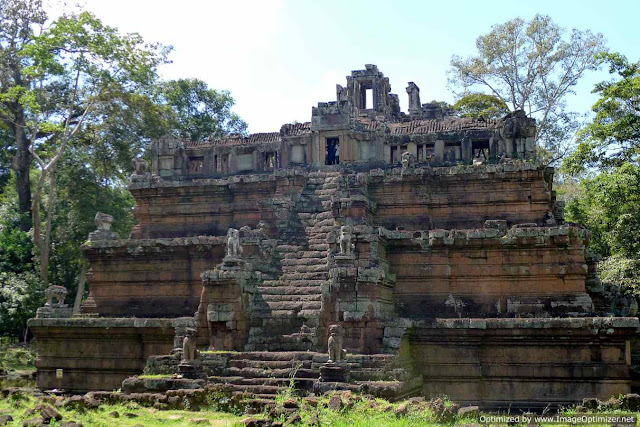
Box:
29, 64, 639, 409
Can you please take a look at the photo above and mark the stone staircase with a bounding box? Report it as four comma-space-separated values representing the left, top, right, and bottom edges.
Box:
246, 171, 341, 351
140, 350, 412, 401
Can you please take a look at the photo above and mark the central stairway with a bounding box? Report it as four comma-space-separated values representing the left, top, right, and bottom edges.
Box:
141, 350, 409, 401
246, 170, 341, 351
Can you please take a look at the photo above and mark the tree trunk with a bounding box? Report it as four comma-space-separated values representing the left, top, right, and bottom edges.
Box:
73, 260, 89, 315
37, 165, 58, 286
11, 110, 33, 232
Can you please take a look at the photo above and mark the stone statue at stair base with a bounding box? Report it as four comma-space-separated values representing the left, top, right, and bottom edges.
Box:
327, 324, 346, 363
178, 328, 206, 380
319, 324, 350, 383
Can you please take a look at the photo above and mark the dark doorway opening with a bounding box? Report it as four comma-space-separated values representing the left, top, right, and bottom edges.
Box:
326, 138, 340, 165
472, 140, 490, 162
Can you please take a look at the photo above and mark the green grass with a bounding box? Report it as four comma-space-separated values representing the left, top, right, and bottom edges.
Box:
4, 390, 640, 427
0, 393, 244, 427
0, 342, 37, 372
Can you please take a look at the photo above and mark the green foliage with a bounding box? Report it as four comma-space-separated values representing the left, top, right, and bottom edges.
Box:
449, 14, 606, 161
46, 151, 136, 291
0, 341, 37, 371
0, 271, 43, 339
598, 254, 640, 297
564, 163, 640, 257
453, 93, 509, 119
564, 53, 640, 173
159, 78, 247, 141
0, 215, 34, 274
0, 394, 243, 426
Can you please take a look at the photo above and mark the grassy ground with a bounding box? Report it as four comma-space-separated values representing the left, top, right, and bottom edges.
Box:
0, 341, 37, 372
1, 388, 639, 426
0, 393, 244, 427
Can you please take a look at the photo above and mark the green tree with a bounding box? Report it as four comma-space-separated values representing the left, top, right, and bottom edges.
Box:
6, 9, 170, 285
564, 53, 640, 173
453, 93, 509, 119
159, 78, 247, 141
564, 163, 640, 258
449, 14, 606, 163
0, 270, 42, 340
0, 0, 47, 231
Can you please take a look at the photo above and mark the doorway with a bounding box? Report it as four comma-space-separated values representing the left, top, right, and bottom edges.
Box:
325, 138, 340, 165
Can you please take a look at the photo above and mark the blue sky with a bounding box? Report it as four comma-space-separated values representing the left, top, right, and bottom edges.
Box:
74, 0, 640, 132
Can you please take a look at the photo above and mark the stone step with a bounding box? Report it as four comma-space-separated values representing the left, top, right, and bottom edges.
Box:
250, 309, 322, 319
208, 376, 317, 389
245, 342, 314, 352
229, 359, 313, 370
228, 384, 285, 395
271, 281, 327, 288
249, 301, 322, 311
281, 264, 328, 272
245, 334, 314, 347
260, 294, 322, 302
315, 212, 334, 220
257, 285, 324, 294
283, 251, 327, 259
275, 245, 303, 252
280, 258, 328, 266
227, 351, 322, 361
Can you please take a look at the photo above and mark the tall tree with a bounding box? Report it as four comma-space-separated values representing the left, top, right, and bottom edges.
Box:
159, 78, 247, 141
0, 0, 47, 231
453, 93, 509, 119
564, 53, 640, 173
562, 53, 640, 299
2, 9, 170, 284
449, 14, 606, 163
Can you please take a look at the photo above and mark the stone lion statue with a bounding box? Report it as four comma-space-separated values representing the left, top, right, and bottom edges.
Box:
401, 151, 415, 169
132, 158, 148, 175
44, 285, 68, 308
327, 324, 347, 363
226, 228, 241, 257
338, 225, 353, 255
94, 212, 114, 231
182, 328, 198, 363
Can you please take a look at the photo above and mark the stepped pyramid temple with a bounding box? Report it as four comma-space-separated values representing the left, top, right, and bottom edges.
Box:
29, 65, 640, 409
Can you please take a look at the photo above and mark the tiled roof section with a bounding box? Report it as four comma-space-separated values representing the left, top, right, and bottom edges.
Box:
357, 119, 385, 132
184, 132, 281, 148
388, 117, 502, 135
281, 122, 311, 136
249, 132, 281, 143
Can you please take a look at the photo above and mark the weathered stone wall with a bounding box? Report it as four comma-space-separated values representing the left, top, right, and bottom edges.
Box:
388, 225, 594, 318
129, 171, 306, 239
368, 163, 555, 230
406, 318, 638, 409
29, 318, 175, 392
82, 237, 224, 317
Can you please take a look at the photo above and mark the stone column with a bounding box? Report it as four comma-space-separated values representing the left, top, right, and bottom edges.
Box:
461, 138, 473, 164
525, 137, 536, 159
407, 142, 418, 159
434, 140, 445, 163
505, 138, 514, 157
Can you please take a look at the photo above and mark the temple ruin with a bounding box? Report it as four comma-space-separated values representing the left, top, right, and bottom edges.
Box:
29, 65, 639, 409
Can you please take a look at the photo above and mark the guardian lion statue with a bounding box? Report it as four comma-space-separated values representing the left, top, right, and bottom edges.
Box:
181, 328, 198, 363
327, 324, 347, 363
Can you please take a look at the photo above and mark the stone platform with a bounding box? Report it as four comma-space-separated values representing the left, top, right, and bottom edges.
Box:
410, 317, 639, 409
28, 317, 175, 392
